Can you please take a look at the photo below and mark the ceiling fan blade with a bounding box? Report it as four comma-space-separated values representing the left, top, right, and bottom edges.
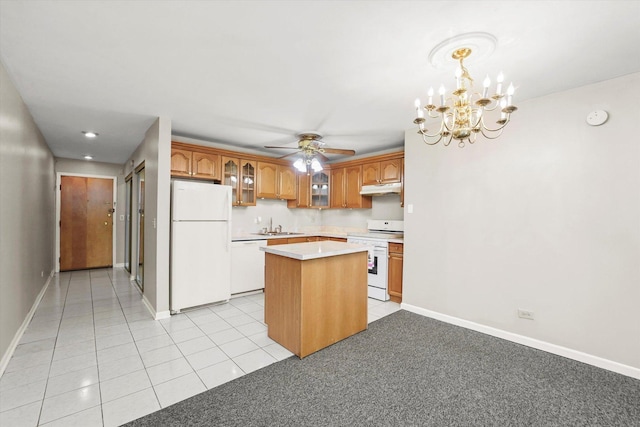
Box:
264, 146, 299, 149
278, 152, 302, 159
322, 148, 356, 156
316, 152, 329, 162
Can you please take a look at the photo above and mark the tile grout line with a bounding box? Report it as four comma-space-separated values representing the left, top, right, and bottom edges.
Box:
36, 271, 71, 427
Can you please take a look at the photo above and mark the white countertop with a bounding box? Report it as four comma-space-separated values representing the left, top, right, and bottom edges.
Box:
232, 232, 348, 242
232, 232, 403, 244
260, 241, 369, 261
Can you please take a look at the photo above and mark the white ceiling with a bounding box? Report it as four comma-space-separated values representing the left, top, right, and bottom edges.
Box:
1, 1, 639, 164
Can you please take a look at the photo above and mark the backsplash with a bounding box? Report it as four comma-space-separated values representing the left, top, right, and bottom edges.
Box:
230, 195, 403, 236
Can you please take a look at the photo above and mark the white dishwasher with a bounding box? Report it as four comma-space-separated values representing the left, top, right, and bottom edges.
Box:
231, 240, 268, 295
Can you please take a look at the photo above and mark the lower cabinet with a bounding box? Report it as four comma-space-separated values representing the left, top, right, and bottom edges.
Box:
388, 242, 403, 303
231, 240, 267, 294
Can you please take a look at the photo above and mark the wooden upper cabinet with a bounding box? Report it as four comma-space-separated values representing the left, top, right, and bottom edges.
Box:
289, 171, 329, 209
288, 173, 310, 208
192, 152, 221, 181
171, 148, 221, 181
257, 162, 296, 200
222, 156, 256, 206
278, 166, 296, 200
330, 168, 346, 208
331, 166, 371, 209
171, 148, 192, 177
362, 158, 402, 185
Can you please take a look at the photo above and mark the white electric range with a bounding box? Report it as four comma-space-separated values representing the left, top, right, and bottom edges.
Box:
347, 220, 404, 301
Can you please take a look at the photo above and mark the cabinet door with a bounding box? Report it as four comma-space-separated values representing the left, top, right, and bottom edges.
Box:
330, 168, 346, 208
287, 237, 307, 244
171, 149, 192, 177
192, 152, 221, 181
362, 162, 380, 185
257, 162, 278, 199
239, 160, 256, 206
345, 166, 370, 208
290, 173, 310, 208
311, 172, 329, 208
388, 248, 403, 302
222, 157, 240, 205
379, 159, 402, 183
278, 167, 297, 200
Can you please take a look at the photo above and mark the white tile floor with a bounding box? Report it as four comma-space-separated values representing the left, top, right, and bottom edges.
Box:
0, 267, 401, 426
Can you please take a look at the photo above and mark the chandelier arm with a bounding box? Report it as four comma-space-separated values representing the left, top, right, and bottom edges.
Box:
421, 132, 445, 145
479, 124, 506, 140
479, 115, 510, 134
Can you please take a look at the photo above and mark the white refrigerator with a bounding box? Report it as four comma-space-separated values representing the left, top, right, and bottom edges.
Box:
170, 180, 232, 312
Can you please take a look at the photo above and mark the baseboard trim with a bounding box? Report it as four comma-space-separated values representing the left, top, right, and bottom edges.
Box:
141, 294, 171, 320
0, 271, 54, 378
114, 263, 125, 268
401, 303, 640, 380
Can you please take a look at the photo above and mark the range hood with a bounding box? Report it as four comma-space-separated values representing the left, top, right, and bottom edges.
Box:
359, 182, 402, 196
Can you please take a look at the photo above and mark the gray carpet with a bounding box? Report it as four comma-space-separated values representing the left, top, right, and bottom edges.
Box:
125, 310, 640, 426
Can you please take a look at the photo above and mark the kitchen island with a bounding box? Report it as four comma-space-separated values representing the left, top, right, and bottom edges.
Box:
261, 241, 369, 358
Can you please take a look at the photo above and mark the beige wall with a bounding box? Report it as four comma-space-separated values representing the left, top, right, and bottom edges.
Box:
54, 158, 126, 265
403, 73, 640, 372
0, 62, 56, 361
125, 118, 172, 317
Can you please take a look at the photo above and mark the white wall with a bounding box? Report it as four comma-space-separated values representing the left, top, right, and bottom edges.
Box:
0, 61, 56, 362
54, 158, 126, 265
124, 117, 172, 317
403, 73, 640, 373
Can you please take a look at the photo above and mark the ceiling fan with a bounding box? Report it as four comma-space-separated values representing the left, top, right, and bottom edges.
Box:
264, 132, 356, 163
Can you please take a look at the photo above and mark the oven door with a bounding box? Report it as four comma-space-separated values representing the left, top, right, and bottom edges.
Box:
368, 246, 387, 289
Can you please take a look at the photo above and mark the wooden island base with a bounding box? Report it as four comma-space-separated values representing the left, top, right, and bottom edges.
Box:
264, 247, 368, 358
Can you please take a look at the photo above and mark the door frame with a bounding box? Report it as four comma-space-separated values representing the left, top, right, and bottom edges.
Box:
55, 172, 118, 273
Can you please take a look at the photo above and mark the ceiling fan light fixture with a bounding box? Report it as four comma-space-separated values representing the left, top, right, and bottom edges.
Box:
293, 158, 307, 173
310, 157, 323, 172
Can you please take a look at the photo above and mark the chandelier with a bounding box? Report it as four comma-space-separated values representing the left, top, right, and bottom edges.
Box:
413, 47, 517, 147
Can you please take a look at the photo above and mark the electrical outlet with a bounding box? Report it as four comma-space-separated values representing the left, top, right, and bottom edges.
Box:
518, 309, 535, 320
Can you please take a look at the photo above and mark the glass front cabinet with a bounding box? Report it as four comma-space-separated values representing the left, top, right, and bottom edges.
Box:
222, 156, 256, 206
310, 172, 329, 208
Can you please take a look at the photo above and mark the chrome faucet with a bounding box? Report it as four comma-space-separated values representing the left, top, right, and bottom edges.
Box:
276, 224, 282, 234
269, 217, 273, 233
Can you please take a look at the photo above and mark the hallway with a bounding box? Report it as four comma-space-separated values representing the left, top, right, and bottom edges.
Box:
0, 268, 400, 426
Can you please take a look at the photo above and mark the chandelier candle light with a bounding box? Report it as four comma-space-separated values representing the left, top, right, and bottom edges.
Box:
413, 47, 517, 147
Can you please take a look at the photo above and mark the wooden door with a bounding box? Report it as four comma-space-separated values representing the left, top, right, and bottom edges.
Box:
60, 176, 113, 271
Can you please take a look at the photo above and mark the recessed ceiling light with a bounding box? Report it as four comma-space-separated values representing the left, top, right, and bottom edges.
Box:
82, 131, 98, 138
83, 155, 93, 160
